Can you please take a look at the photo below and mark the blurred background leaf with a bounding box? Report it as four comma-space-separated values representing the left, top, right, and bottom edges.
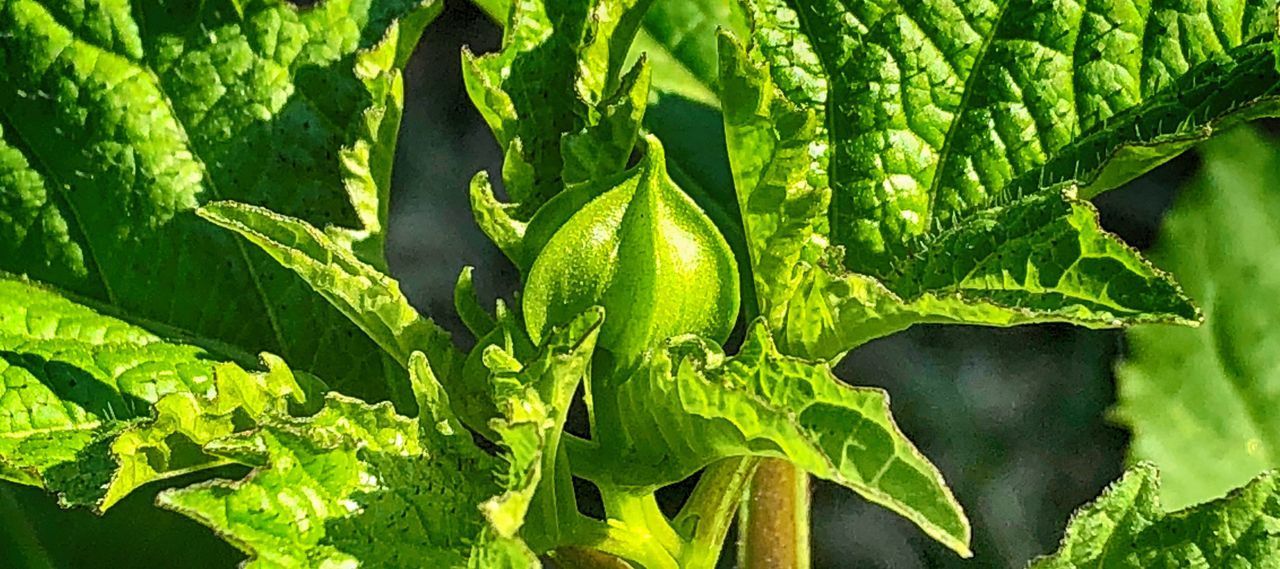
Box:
1116, 127, 1280, 511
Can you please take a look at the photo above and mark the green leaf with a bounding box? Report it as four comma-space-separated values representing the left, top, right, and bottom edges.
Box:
1116, 127, 1280, 510
480, 309, 603, 551
463, 0, 654, 225
158, 365, 548, 568
1031, 463, 1280, 568
157, 310, 605, 568
196, 200, 460, 413
470, 0, 746, 107
0, 0, 440, 402
775, 190, 1200, 361
0, 275, 313, 511
579, 322, 971, 557
720, 0, 1276, 355
158, 393, 529, 568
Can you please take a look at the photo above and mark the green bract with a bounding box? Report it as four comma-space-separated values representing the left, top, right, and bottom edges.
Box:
523, 136, 740, 367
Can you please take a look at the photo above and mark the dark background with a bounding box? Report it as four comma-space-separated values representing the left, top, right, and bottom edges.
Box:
0, 3, 1204, 568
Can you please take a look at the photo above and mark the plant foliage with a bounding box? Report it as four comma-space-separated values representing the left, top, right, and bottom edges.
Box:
3, 0, 1280, 566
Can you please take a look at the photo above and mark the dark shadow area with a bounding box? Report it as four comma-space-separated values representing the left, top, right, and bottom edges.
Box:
1, 464, 250, 569
0, 351, 151, 421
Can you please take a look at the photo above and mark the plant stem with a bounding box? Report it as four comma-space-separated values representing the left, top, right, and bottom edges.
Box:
738, 458, 810, 569
554, 512, 680, 569
673, 457, 760, 568
550, 547, 636, 568
603, 491, 683, 557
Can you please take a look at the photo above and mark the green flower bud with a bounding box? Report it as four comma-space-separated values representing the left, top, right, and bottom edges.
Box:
522, 135, 740, 368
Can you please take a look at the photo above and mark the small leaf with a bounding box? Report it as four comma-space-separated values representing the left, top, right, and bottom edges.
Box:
1031, 463, 1280, 568
454, 267, 498, 339
482, 309, 603, 551
463, 0, 654, 221
562, 59, 652, 187
581, 322, 971, 556
197, 201, 461, 412
1117, 128, 1280, 510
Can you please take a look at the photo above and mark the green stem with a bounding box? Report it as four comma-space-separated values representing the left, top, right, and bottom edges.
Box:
738, 458, 810, 569
673, 457, 760, 569
555, 513, 680, 569
603, 490, 683, 558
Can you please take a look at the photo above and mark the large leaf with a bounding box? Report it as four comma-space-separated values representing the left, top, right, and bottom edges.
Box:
576, 322, 970, 557
0, 0, 439, 401
0, 275, 314, 511
197, 201, 461, 413
158, 311, 607, 568
723, 0, 1280, 357
1116, 128, 1280, 510
1031, 463, 1280, 568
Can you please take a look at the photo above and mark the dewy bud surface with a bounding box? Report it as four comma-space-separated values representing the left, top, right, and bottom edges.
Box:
523, 136, 740, 368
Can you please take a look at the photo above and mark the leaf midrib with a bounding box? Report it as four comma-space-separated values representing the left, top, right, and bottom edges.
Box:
920, 0, 1014, 235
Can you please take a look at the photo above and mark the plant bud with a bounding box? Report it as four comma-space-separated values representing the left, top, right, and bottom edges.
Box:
523, 136, 740, 369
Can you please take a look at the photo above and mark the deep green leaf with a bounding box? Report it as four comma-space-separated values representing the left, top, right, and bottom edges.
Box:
1117, 128, 1280, 510
761, 0, 1280, 273
578, 322, 971, 557
196, 200, 460, 413
0, 0, 440, 402
0, 275, 313, 511
1031, 463, 1280, 568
